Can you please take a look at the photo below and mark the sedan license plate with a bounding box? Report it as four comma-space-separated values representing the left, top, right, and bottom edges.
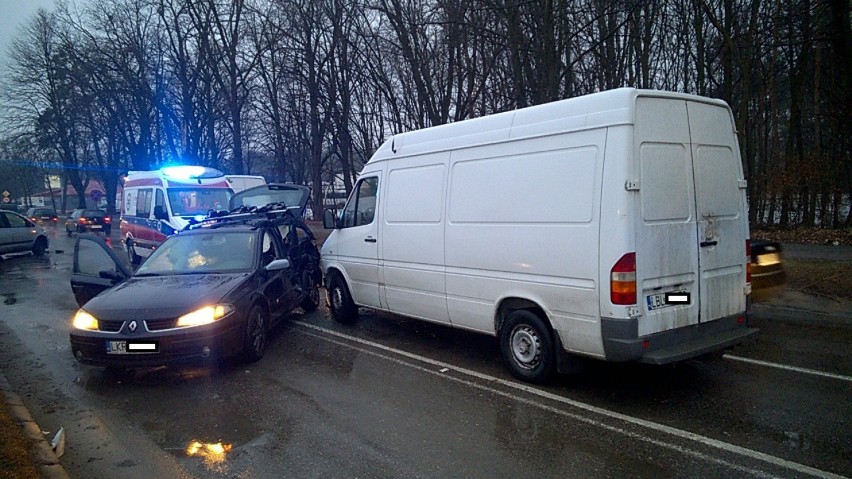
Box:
106, 341, 159, 354
646, 291, 688, 311
90, 225, 102, 229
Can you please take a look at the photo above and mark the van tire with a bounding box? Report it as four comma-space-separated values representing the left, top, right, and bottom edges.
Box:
242, 304, 268, 363
328, 273, 357, 324
500, 310, 555, 384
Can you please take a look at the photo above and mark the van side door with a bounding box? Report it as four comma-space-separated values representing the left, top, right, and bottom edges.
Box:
335, 175, 382, 309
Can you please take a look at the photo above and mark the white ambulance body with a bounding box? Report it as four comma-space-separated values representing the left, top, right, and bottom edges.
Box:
120, 167, 265, 264
320, 88, 757, 382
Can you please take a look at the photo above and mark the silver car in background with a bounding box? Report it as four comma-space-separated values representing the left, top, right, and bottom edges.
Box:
0, 210, 49, 257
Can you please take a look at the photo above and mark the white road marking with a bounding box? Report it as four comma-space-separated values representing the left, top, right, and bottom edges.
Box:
294, 321, 846, 479
723, 354, 852, 382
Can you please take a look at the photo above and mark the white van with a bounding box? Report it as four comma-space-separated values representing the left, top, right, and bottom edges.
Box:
320, 88, 757, 383
120, 167, 264, 265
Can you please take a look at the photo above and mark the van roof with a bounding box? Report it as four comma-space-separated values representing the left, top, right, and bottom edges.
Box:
368, 88, 731, 163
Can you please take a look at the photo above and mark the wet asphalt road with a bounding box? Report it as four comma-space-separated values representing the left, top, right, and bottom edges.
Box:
0, 224, 850, 478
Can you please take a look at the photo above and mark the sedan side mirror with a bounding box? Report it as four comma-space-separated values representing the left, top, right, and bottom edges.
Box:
265, 258, 291, 272
98, 269, 125, 283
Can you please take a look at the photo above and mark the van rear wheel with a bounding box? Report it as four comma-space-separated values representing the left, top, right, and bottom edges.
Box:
500, 310, 555, 384
328, 273, 357, 324
126, 240, 141, 266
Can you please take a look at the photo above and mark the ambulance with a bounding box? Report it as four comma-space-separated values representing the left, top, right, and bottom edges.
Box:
120, 166, 264, 265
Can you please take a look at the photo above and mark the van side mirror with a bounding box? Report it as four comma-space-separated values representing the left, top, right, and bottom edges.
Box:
323, 209, 338, 229
153, 205, 168, 220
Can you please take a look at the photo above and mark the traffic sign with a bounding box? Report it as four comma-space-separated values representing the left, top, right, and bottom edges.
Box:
90, 190, 103, 201
1, 197, 9, 203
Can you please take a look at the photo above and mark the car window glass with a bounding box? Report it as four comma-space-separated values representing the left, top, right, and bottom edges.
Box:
84, 210, 105, 218
0, 213, 10, 228
341, 177, 378, 228
261, 230, 280, 266
76, 240, 117, 277
137, 189, 152, 218
5, 213, 27, 228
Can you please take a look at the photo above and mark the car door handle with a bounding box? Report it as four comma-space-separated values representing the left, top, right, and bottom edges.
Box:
700, 241, 718, 247
364, 238, 377, 243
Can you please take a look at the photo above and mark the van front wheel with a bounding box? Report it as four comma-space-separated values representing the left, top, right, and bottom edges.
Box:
500, 310, 555, 384
328, 274, 357, 324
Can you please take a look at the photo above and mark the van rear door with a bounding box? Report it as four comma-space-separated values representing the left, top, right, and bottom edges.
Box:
686, 101, 748, 322
634, 97, 747, 337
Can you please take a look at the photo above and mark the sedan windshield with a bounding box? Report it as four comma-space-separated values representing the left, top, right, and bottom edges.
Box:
136, 232, 255, 275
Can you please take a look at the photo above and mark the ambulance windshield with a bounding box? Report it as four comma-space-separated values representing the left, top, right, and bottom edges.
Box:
168, 188, 233, 216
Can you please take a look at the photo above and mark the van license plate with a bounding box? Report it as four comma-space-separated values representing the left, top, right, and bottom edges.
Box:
646, 291, 687, 311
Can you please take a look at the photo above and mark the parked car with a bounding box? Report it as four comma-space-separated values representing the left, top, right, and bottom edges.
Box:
66, 209, 111, 236
750, 240, 786, 301
26, 207, 59, 224
0, 204, 19, 212
68, 188, 321, 368
0, 210, 49, 257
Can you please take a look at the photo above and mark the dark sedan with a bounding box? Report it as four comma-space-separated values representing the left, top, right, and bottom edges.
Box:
66, 208, 112, 236
69, 194, 321, 368
750, 239, 786, 301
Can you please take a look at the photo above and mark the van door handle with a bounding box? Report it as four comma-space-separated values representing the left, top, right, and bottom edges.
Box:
700, 241, 718, 247
364, 237, 377, 243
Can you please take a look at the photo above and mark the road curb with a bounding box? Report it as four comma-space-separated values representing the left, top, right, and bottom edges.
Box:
0, 372, 71, 479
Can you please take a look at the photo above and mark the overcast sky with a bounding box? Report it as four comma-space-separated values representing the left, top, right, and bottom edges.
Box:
0, 0, 59, 72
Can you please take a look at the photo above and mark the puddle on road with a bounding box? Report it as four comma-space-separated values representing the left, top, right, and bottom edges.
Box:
80, 364, 263, 474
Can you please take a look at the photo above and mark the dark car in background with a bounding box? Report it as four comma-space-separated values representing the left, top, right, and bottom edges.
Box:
66, 209, 112, 236
750, 240, 786, 300
26, 207, 59, 224
68, 188, 321, 368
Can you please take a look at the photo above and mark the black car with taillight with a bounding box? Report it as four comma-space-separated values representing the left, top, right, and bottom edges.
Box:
66, 209, 112, 236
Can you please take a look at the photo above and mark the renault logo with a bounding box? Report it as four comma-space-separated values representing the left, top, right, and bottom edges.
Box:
128, 321, 137, 333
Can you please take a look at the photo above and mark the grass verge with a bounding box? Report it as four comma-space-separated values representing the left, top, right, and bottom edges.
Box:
0, 392, 40, 479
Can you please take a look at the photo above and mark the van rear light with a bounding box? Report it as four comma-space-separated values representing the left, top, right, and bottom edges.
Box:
611, 252, 636, 305
746, 239, 751, 283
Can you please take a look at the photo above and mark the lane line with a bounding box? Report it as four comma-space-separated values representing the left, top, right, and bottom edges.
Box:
723, 354, 852, 383
294, 321, 846, 479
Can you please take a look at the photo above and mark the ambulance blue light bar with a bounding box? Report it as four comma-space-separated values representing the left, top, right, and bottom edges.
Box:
161, 166, 224, 180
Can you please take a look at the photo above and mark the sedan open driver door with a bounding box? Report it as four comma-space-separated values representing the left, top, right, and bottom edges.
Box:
71, 234, 132, 307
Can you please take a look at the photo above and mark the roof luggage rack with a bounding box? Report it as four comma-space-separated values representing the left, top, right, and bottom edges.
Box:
183, 202, 303, 231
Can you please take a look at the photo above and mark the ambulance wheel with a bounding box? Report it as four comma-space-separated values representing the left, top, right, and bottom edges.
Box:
328, 273, 357, 324
126, 240, 142, 266
500, 310, 555, 384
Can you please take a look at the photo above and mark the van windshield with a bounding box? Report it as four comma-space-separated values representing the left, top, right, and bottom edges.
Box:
168, 188, 232, 216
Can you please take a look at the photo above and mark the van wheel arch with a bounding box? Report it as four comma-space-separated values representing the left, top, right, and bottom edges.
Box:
496, 300, 557, 383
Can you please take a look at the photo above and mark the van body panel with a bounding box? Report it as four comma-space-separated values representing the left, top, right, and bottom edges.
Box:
321, 88, 754, 376
381, 155, 449, 323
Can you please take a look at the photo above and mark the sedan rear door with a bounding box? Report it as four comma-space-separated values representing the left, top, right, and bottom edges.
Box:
71, 234, 131, 307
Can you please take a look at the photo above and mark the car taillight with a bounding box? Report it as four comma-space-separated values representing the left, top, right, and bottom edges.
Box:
746, 239, 751, 283
611, 252, 636, 305
104, 217, 112, 224
79, 218, 87, 224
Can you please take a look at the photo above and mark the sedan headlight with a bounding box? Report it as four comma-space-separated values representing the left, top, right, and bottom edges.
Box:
73, 310, 99, 330
176, 304, 234, 328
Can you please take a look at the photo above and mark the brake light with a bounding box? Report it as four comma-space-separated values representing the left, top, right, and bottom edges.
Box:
104, 217, 112, 224
78, 218, 87, 224
746, 239, 751, 283
611, 252, 636, 305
